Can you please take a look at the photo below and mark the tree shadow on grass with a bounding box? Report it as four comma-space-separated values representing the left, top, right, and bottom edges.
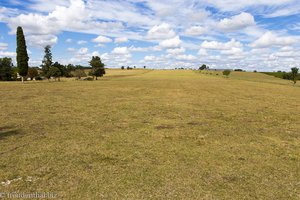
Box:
0, 126, 23, 141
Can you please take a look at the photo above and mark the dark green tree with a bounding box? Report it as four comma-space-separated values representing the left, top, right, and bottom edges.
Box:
41, 45, 52, 77
27, 67, 39, 80
89, 56, 105, 80
199, 64, 209, 70
291, 67, 299, 85
16, 26, 29, 83
52, 62, 68, 78
66, 64, 75, 71
0, 57, 13, 81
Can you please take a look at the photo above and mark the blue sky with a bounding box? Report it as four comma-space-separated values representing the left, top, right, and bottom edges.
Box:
0, 0, 300, 71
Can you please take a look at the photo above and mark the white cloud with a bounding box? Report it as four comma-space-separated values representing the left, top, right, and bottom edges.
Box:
115, 37, 128, 43
201, 39, 242, 50
144, 55, 156, 61
1, 0, 300, 71
176, 54, 197, 61
147, 23, 176, 40
218, 12, 255, 31
0, 43, 8, 51
67, 47, 76, 52
0, 51, 15, 57
77, 40, 87, 45
92, 35, 112, 43
159, 36, 182, 49
221, 47, 244, 55
112, 47, 130, 55
198, 48, 208, 56
166, 47, 185, 55
205, 0, 294, 12
185, 26, 208, 36
26, 35, 58, 47
129, 45, 162, 52
251, 31, 297, 48
78, 47, 88, 55
5, 0, 123, 47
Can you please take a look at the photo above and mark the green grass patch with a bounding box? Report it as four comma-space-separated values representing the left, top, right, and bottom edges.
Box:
1, 69, 299, 199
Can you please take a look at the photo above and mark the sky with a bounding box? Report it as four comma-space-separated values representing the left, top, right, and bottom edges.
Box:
0, 0, 300, 71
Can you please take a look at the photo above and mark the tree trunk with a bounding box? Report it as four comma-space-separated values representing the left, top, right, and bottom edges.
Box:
21, 76, 24, 83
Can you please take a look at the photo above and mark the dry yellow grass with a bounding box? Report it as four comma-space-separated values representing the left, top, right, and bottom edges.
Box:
0, 69, 299, 199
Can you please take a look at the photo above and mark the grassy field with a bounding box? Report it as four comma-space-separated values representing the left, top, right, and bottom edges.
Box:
0, 69, 299, 199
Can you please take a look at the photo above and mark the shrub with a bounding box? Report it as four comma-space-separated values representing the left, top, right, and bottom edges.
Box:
223, 70, 231, 77
83, 77, 94, 81
35, 76, 43, 81
27, 67, 39, 80
46, 66, 61, 81
0, 57, 13, 81
73, 69, 87, 79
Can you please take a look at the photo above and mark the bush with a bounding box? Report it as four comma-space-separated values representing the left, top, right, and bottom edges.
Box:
27, 67, 39, 80
223, 70, 231, 77
73, 69, 87, 79
0, 57, 13, 81
83, 77, 94, 81
46, 66, 61, 80
35, 76, 43, 81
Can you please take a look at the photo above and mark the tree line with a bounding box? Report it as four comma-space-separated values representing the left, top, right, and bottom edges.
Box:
0, 26, 105, 82
198, 63, 299, 84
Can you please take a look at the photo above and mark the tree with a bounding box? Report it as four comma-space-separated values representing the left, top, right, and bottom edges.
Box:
66, 64, 75, 73
16, 26, 29, 83
52, 62, 68, 79
144, 66, 146, 69
27, 67, 39, 80
89, 56, 105, 80
0, 57, 13, 81
46, 67, 61, 81
121, 66, 125, 70
234, 69, 244, 72
73, 69, 87, 79
223, 70, 231, 77
291, 67, 299, 85
199, 64, 208, 70
41, 45, 52, 77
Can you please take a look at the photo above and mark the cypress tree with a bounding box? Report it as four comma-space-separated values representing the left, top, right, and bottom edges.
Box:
291, 67, 299, 85
41, 45, 53, 77
16, 26, 29, 83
